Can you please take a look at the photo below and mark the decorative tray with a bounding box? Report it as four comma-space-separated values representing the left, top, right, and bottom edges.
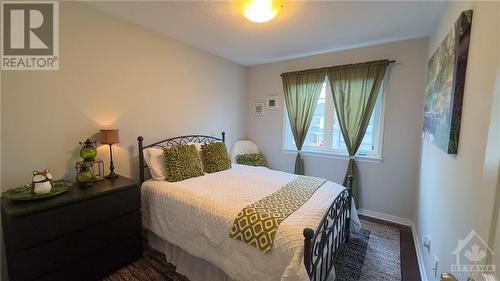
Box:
2, 180, 74, 201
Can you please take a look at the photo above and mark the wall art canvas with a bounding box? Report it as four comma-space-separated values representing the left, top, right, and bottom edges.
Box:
423, 10, 472, 154
254, 102, 265, 117
266, 96, 279, 110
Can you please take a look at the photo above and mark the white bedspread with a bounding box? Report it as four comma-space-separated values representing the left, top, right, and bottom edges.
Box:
141, 164, 360, 281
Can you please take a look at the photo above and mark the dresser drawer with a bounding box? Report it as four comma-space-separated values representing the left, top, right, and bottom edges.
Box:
7, 187, 140, 252
9, 211, 141, 281
37, 233, 143, 281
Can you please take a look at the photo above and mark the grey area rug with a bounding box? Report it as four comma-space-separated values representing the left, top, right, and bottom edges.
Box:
334, 228, 370, 280
102, 248, 188, 281
103, 219, 401, 281
358, 220, 401, 281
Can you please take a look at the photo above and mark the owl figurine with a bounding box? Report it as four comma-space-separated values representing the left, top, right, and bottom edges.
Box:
32, 169, 53, 194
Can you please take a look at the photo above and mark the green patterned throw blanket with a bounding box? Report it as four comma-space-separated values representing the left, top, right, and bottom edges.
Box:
229, 176, 327, 253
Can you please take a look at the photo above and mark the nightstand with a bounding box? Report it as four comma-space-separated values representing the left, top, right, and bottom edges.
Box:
1, 176, 142, 281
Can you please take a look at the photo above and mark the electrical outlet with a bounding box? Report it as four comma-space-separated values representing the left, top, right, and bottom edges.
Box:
423, 236, 431, 252
432, 256, 439, 279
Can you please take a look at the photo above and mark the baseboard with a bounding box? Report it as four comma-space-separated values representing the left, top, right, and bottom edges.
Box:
357, 209, 413, 227
411, 225, 428, 281
357, 209, 428, 281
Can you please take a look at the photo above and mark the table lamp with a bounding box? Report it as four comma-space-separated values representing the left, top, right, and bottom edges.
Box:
100, 129, 119, 179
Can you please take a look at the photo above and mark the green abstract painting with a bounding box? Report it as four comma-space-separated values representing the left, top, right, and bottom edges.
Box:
423, 10, 472, 154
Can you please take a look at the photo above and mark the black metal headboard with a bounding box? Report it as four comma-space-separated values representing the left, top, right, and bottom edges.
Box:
137, 132, 225, 184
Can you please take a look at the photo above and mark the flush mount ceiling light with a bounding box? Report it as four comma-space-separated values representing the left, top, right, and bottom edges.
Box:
243, 0, 282, 23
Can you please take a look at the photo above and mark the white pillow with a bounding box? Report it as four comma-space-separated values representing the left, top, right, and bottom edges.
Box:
187, 142, 206, 172
143, 147, 167, 181
230, 140, 259, 163
188, 142, 203, 152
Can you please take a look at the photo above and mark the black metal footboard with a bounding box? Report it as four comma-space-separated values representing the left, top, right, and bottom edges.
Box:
303, 176, 353, 281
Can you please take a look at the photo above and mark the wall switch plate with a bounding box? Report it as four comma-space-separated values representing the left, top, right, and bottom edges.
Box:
423, 236, 431, 252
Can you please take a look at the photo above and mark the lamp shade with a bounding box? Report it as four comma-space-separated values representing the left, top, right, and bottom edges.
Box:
100, 129, 119, 145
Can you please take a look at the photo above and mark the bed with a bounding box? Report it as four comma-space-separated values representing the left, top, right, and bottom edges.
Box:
137, 133, 359, 281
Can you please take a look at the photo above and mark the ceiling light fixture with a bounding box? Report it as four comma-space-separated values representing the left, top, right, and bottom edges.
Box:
243, 0, 281, 23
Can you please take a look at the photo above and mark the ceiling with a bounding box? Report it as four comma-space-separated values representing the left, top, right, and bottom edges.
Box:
87, 1, 446, 66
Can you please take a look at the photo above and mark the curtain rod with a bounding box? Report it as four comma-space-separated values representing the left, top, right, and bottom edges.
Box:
280, 59, 396, 77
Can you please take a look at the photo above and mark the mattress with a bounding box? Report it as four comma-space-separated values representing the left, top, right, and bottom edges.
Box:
141, 164, 360, 281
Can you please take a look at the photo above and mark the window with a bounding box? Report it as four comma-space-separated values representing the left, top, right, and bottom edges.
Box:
283, 79, 385, 159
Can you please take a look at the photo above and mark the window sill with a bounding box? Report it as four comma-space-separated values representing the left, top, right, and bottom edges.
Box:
281, 149, 383, 163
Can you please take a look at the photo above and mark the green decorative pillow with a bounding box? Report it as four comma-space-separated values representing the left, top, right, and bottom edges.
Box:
163, 144, 204, 182
201, 142, 231, 173
236, 153, 267, 167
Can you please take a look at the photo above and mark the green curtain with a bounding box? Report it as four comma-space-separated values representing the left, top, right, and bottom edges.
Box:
327, 60, 388, 206
282, 71, 326, 175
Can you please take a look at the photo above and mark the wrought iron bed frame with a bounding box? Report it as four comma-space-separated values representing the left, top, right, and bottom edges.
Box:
136, 132, 352, 281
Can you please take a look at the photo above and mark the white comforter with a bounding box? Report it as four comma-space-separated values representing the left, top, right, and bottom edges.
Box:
141, 164, 360, 281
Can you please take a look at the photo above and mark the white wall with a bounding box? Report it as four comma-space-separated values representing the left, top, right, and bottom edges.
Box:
491, 27, 500, 275
246, 38, 428, 220
415, 2, 500, 280
0, 2, 247, 190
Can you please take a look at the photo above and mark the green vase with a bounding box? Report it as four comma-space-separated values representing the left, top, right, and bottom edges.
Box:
76, 164, 95, 187
79, 139, 97, 162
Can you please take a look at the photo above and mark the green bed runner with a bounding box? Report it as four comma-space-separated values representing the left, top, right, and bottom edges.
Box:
229, 176, 327, 253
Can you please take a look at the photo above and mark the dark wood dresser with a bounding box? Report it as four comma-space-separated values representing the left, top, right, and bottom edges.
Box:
1, 176, 142, 281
